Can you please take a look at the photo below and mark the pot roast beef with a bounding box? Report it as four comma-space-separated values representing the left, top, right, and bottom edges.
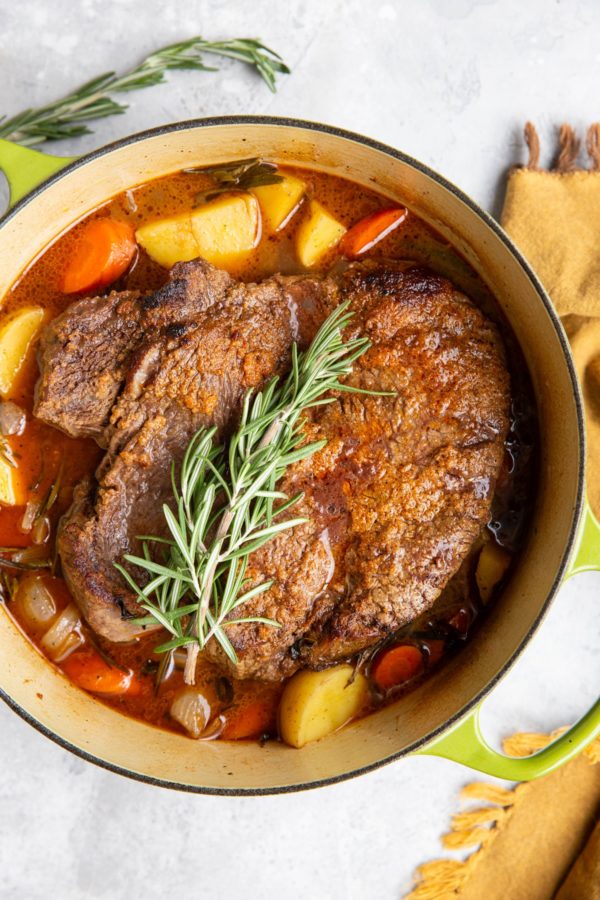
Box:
34, 257, 510, 681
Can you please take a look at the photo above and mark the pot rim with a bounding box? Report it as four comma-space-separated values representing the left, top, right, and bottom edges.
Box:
0, 115, 587, 794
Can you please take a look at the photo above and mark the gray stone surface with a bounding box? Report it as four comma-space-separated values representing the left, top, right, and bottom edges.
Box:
0, 1, 599, 897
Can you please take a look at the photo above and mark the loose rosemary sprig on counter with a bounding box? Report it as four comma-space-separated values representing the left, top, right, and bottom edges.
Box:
116, 302, 383, 683
0, 37, 289, 147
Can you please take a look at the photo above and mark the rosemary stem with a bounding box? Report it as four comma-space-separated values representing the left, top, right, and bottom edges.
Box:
184, 505, 235, 683
183, 413, 287, 683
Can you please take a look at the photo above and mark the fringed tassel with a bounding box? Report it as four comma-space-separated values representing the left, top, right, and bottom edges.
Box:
522, 122, 600, 172
524, 121, 540, 169
556, 124, 580, 172
408, 860, 469, 899
503, 728, 567, 757
587, 123, 600, 171
406, 732, 600, 899
460, 782, 517, 805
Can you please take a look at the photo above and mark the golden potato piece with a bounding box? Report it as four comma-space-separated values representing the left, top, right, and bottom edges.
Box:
135, 212, 198, 269
0, 306, 45, 398
252, 175, 305, 231
136, 193, 261, 270
0, 452, 27, 506
295, 200, 346, 267
476, 542, 511, 602
279, 663, 368, 748
0, 456, 17, 505
190, 193, 260, 266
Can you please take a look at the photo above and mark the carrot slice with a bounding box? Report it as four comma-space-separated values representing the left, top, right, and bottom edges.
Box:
61, 647, 142, 696
339, 206, 407, 258
61, 218, 137, 294
370, 643, 423, 691
221, 697, 277, 740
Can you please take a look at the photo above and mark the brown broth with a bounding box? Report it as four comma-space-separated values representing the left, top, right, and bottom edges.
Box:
0, 163, 537, 742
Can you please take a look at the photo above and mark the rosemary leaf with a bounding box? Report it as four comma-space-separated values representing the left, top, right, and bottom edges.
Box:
1, 38, 289, 147
190, 158, 284, 205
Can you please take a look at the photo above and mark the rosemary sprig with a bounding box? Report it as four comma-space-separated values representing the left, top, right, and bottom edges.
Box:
116, 302, 384, 683
0, 38, 289, 147
0, 555, 50, 572
33, 461, 64, 523
188, 158, 284, 204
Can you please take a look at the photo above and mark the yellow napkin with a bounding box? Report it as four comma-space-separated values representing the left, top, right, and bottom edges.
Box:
408, 123, 600, 898
408, 732, 600, 899
502, 122, 600, 517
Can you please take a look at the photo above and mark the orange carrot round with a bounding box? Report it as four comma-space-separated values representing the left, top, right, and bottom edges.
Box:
61, 218, 137, 294
221, 697, 277, 740
370, 643, 423, 691
61, 647, 142, 696
339, 206, 407, 258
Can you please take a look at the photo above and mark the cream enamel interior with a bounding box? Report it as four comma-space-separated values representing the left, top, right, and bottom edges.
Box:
0, 122, 583, 792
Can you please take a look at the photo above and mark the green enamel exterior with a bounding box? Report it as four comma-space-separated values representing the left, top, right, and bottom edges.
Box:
566, 499, 600, 577
419, 500, 600, 780
0, 138, 75, 209
0, 137, 598, 783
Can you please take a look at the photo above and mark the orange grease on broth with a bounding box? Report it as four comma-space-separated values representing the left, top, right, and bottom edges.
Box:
1, 164, 515, 739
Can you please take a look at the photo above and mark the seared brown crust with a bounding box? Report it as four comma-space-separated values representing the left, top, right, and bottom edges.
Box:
37, 258, 510, 675
34, 290, 142, 443
53, 261, 333, 641
211, 261, 510, 678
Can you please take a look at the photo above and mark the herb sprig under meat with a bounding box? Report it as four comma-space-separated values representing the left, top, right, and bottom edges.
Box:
189, 158, 284, 204
116, 302, 385, 683
0, 38, 289, 147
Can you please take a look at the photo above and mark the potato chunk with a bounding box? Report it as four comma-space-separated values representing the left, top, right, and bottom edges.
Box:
135, 212, 197, 269
295, 200, 347, 267
136, 193, 260, 270
190, 193, 260, 265
476, 542, 511, 602
279, 664, 368, 748
0, 454, 20, 505
252, 175, 305, 231
0, 306, 45, 398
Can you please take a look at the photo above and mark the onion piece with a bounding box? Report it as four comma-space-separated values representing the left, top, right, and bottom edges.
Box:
40, 603, 84, 662
170, 686, 211, 739
11, 545, 51, 566
196, 715, 225, 742
13, 574, 57, 630
31, 514, 50, 545
0, 401, 26, 436
19, 500, 39, 534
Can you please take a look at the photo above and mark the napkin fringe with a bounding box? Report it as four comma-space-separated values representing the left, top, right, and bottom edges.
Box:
587, 123, 600, 171
556, 125, 580, 172
406, 730, 600, 899
524, 121, 600, 172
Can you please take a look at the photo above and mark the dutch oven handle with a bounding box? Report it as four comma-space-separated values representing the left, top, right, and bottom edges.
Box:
0, 138, 76, 211
418, 499, 600, 780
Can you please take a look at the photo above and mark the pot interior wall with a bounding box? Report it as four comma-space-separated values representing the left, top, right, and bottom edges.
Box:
0, 123, 583, 791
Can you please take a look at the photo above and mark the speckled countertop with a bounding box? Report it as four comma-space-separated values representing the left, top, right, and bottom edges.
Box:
1, 1, 599, 898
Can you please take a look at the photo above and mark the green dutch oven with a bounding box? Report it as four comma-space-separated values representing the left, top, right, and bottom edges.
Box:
0, 119, 598, 793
